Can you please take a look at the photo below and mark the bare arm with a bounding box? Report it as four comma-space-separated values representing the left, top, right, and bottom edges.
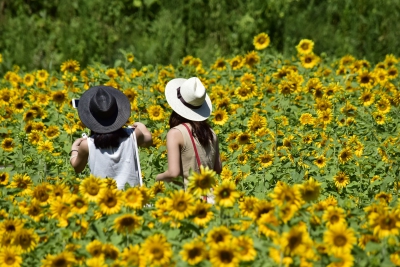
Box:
70, 138, 89, 173
156, 129, 183, 182
131, 122, 152, 148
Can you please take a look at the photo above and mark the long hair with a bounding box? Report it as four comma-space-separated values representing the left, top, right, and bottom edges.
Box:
169, 111, 214, 147
90, 128, 129, 149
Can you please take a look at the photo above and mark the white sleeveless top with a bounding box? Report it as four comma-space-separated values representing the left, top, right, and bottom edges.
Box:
87, 128, 140, 190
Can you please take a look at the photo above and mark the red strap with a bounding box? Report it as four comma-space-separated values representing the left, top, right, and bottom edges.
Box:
182, 123, 207, 202
182, 123, 201, 168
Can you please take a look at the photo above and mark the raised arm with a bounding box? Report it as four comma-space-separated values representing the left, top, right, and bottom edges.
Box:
156, 129, 183, 182
132, 122, 152, 148
70, 138, 89, 173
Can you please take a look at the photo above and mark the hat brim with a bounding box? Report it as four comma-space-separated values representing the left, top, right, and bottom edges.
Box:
165, 78, 212, 121
77, 86, 131, 133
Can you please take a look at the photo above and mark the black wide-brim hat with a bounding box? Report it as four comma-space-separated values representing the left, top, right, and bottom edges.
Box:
77, 85, 131, 134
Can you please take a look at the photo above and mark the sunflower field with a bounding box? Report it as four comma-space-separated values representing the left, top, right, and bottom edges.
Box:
0, 34, 400, 267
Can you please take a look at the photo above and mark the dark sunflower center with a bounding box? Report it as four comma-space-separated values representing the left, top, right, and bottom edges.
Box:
188, 248, 201, 259
334, 235, 347, 247
220, 250, 233, 263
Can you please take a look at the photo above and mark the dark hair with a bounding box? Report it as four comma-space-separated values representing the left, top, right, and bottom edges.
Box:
169, 111, 214, 147
90, 128, 129, 149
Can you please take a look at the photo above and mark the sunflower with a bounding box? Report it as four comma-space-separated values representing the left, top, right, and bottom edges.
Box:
51, 183, 70, 199
247, 112, 267, 132
257, 152, 274, 168
79, 175, 106, 203
238, 196, 257, 218
212, 109, 229, 126
192, 201, 214, 227
213, 180, 240, 207
61, 59, 80, 73
299, 113, 314, 125
37, 140, 54, 153
338, 147, 352, 164
300, 53, 320, 69
187, 165, 216, 197
86, 240, 104, 258
32, 182, 52, 205
121, 245, 142, 266
375, 98, 391, 114
140, 234, 172, 267
253, 199, 274, 220
387, 66, 398, 79
317, 109, 333, 124
322, 206, 346, 227
8, 173, 33, 196
0, 246, 22, 267
323, 223, 356, 255
374, 68, 388, 85
0, 218, 24, 236
45, 126, 60, 139
327, 252, 354, 267
12, 228, 39, 253
98, 188, 123, 215
357, 71, 375, 88
333, 171, 350, 189
1, 138, 14, 152
180, 239, 208, 265
374, 192, 392, 204
209, 241, 240, 267
220, 167, 232, 180
51, 90, 68, 105
147, 105, 165, 121
313, 155, 327, 168
36, 70, 49, 82
69, 195, 88, 215
372, 111, 386, 125
0, 172, 9, 186
41, 251, 76, 267
151, 181, 165, 195
369, 209, 400, 239
237, 153, 248, 165
253, 32, 270, 50
12, 99, 27, 113
22, 200, 43, 222
50, 199, 72, 227
229, 55, 244, 70
296, 39, 314, 55
359, 90, 375, 106
270, 181, 303, 209
124, 88, 138, 103
167, 190, 195, 220
278, 80, 296, 95
244, 51, 260, 68
235, 85, 252, 101
102, 243, 120, 260
278, 222, 313, 257
236, 132, 251, 145
299, 178, 321, 202
211, 58, 227, 71
113, 214, 142, 234
207, 226, 232, 246
123, 187, 143, 209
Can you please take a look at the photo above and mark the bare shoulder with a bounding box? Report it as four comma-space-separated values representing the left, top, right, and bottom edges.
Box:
78, 139, 89, 153
167, 128, 184, 145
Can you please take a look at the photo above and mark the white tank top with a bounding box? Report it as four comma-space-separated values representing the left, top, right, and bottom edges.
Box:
87, 128, 140, 190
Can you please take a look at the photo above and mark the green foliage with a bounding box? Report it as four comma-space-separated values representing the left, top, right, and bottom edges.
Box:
0, 0, 399, 72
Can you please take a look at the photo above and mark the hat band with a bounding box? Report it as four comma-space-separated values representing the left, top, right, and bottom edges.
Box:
177, 87, 202, 109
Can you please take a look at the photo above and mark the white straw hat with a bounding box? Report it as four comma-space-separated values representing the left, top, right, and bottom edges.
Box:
165, 77, 212, 121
